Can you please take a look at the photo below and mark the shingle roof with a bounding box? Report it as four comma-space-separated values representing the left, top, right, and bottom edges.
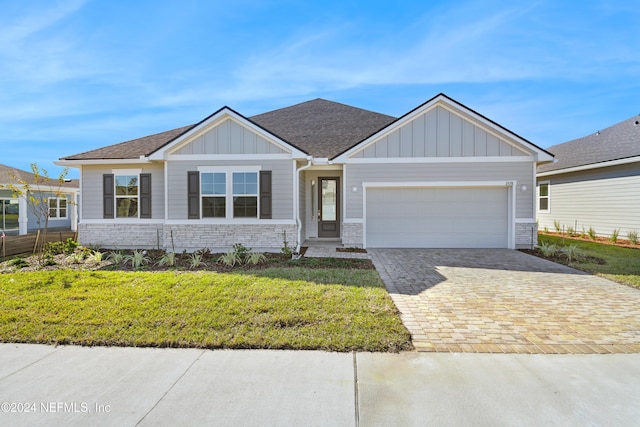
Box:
538, 114, 640, 173
61, 125, 196, 160
0, 164, 78, 189
60, 99, 396, 161
250, 99, 396, 158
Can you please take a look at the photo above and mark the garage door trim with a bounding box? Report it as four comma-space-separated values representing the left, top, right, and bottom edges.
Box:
362, 181, 516, 249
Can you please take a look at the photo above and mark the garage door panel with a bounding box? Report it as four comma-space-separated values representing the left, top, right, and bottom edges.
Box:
366, 187, 509, 248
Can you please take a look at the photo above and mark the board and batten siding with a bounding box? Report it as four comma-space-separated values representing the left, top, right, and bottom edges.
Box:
537, 163, 640, 237
166, 159, 294, 220
345, 162, 534, 219
351, 106, 528, 159
81, 163, 164, 220
173, 118, 287, 155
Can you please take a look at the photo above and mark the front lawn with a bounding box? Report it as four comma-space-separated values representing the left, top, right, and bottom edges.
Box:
0, 268, 412, 352
537, 234, 640, 289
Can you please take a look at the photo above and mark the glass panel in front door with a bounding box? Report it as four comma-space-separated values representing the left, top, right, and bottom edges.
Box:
321, 180, 337, 221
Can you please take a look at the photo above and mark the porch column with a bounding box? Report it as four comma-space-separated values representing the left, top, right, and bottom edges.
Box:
70, 193, 78, 232
18, 194, 28, 235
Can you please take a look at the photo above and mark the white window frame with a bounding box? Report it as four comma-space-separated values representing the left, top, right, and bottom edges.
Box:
197, 166, 261, 220
232, 171, 259, 218
538, 180, 550, 212
114, 174, 140, 219
200, 171, 227, 218
48, 197, 68, 219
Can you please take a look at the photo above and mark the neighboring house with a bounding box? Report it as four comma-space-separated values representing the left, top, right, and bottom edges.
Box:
0, 164, 79, 235
537, 115, 640, 238
57, 93, 553, 251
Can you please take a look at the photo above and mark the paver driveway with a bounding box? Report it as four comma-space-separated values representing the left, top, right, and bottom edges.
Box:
370, 249, 640, 354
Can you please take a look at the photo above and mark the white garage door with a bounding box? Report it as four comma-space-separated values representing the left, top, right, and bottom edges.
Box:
366, 187, 509, 248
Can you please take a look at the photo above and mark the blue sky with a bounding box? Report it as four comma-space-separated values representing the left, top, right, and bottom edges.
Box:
1, 0, 638, 178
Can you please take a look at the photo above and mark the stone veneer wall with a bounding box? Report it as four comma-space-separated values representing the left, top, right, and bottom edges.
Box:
342, 223, 363, 248
516, 222, 538, 249
78, 223, 164, 249
163, 224, 297, 252
79, 223, 297, 252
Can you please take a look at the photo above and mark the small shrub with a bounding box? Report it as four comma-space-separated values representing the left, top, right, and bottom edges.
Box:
628, 230, 638, 245
247, 252, 267, 265
45, 238, 78, 256
106, 251, 125, 265
218, 251, 240, 267
66, 252, 86, 264
124, 250, 150, 270
188, 252, 207, 269
538, 242, 559, 257
281, 232, 295, 257
563, 245, 582, 264
579, 227, 586, 238
609, 229, 620, 243
566, 226, 576, 237
41, 254, 57, 267
156, 252, 177, 267
10, 257, 29, 269
232, 243, 251, 261
88, 250, 104, 263
195, 248, 212, 257
553, 220, 561, 233
588, 226, 597, 240
543, 226, 548, 233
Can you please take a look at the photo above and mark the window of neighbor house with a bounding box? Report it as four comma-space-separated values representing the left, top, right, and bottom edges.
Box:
115, 175, 138, 218
48, 198, 68, 219
538, 181, 549, 212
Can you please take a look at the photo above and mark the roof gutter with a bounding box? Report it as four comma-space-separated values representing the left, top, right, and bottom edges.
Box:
295, 156, 314, 253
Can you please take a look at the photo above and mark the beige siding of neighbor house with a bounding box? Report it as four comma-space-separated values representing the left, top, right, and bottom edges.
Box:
81, 163, 164, 220
537, 163, 640, 237
345, 162, 534, 219
166, 159, 294, 220
351, 106, 528, 158
173, 118, 287, 155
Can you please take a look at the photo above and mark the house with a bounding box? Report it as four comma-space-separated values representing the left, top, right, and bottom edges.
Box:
56, 93, 553, 251
537, 114, 640, 237
0, 164, 79, 235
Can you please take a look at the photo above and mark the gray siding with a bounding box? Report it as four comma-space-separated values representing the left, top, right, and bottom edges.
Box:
537, 163, 640, 237
174, 118, 286, 155
346, 162, 534, 219
352, 106, 528, 158
81, 163, 165, 220
26, 191, 72, 231
166, 159, 294, 220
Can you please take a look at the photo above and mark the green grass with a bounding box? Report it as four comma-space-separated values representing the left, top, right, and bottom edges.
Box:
539, 234, 640, 289
0, 269, 411, 352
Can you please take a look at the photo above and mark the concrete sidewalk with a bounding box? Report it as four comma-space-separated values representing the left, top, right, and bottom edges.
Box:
1, 344, 639, 426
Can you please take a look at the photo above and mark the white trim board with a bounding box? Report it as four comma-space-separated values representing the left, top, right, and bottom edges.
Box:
347, 156, 533, 164
536, 156, 640, 177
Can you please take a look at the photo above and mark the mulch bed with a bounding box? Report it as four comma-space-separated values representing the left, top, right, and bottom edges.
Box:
541, 232, 640, 250
1, 250, 375, 273
519, 249, 606, 265
336, 247, 368, 253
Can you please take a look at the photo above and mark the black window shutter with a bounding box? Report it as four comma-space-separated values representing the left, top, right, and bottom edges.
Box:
103, 174, 114, 219
140, 173, 152, 218
187, 171, 200, 219
259, 170, 272, 219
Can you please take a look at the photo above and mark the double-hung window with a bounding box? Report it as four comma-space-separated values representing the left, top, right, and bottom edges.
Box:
115, 175, 139, 218
48, 198, 68, 219
538, 181, 550, 212
201, 172, 226, 217
193, 168, 265, 219
232, 172, 258, 218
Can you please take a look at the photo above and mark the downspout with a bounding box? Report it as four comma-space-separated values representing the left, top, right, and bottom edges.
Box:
295, 156, 313, 253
